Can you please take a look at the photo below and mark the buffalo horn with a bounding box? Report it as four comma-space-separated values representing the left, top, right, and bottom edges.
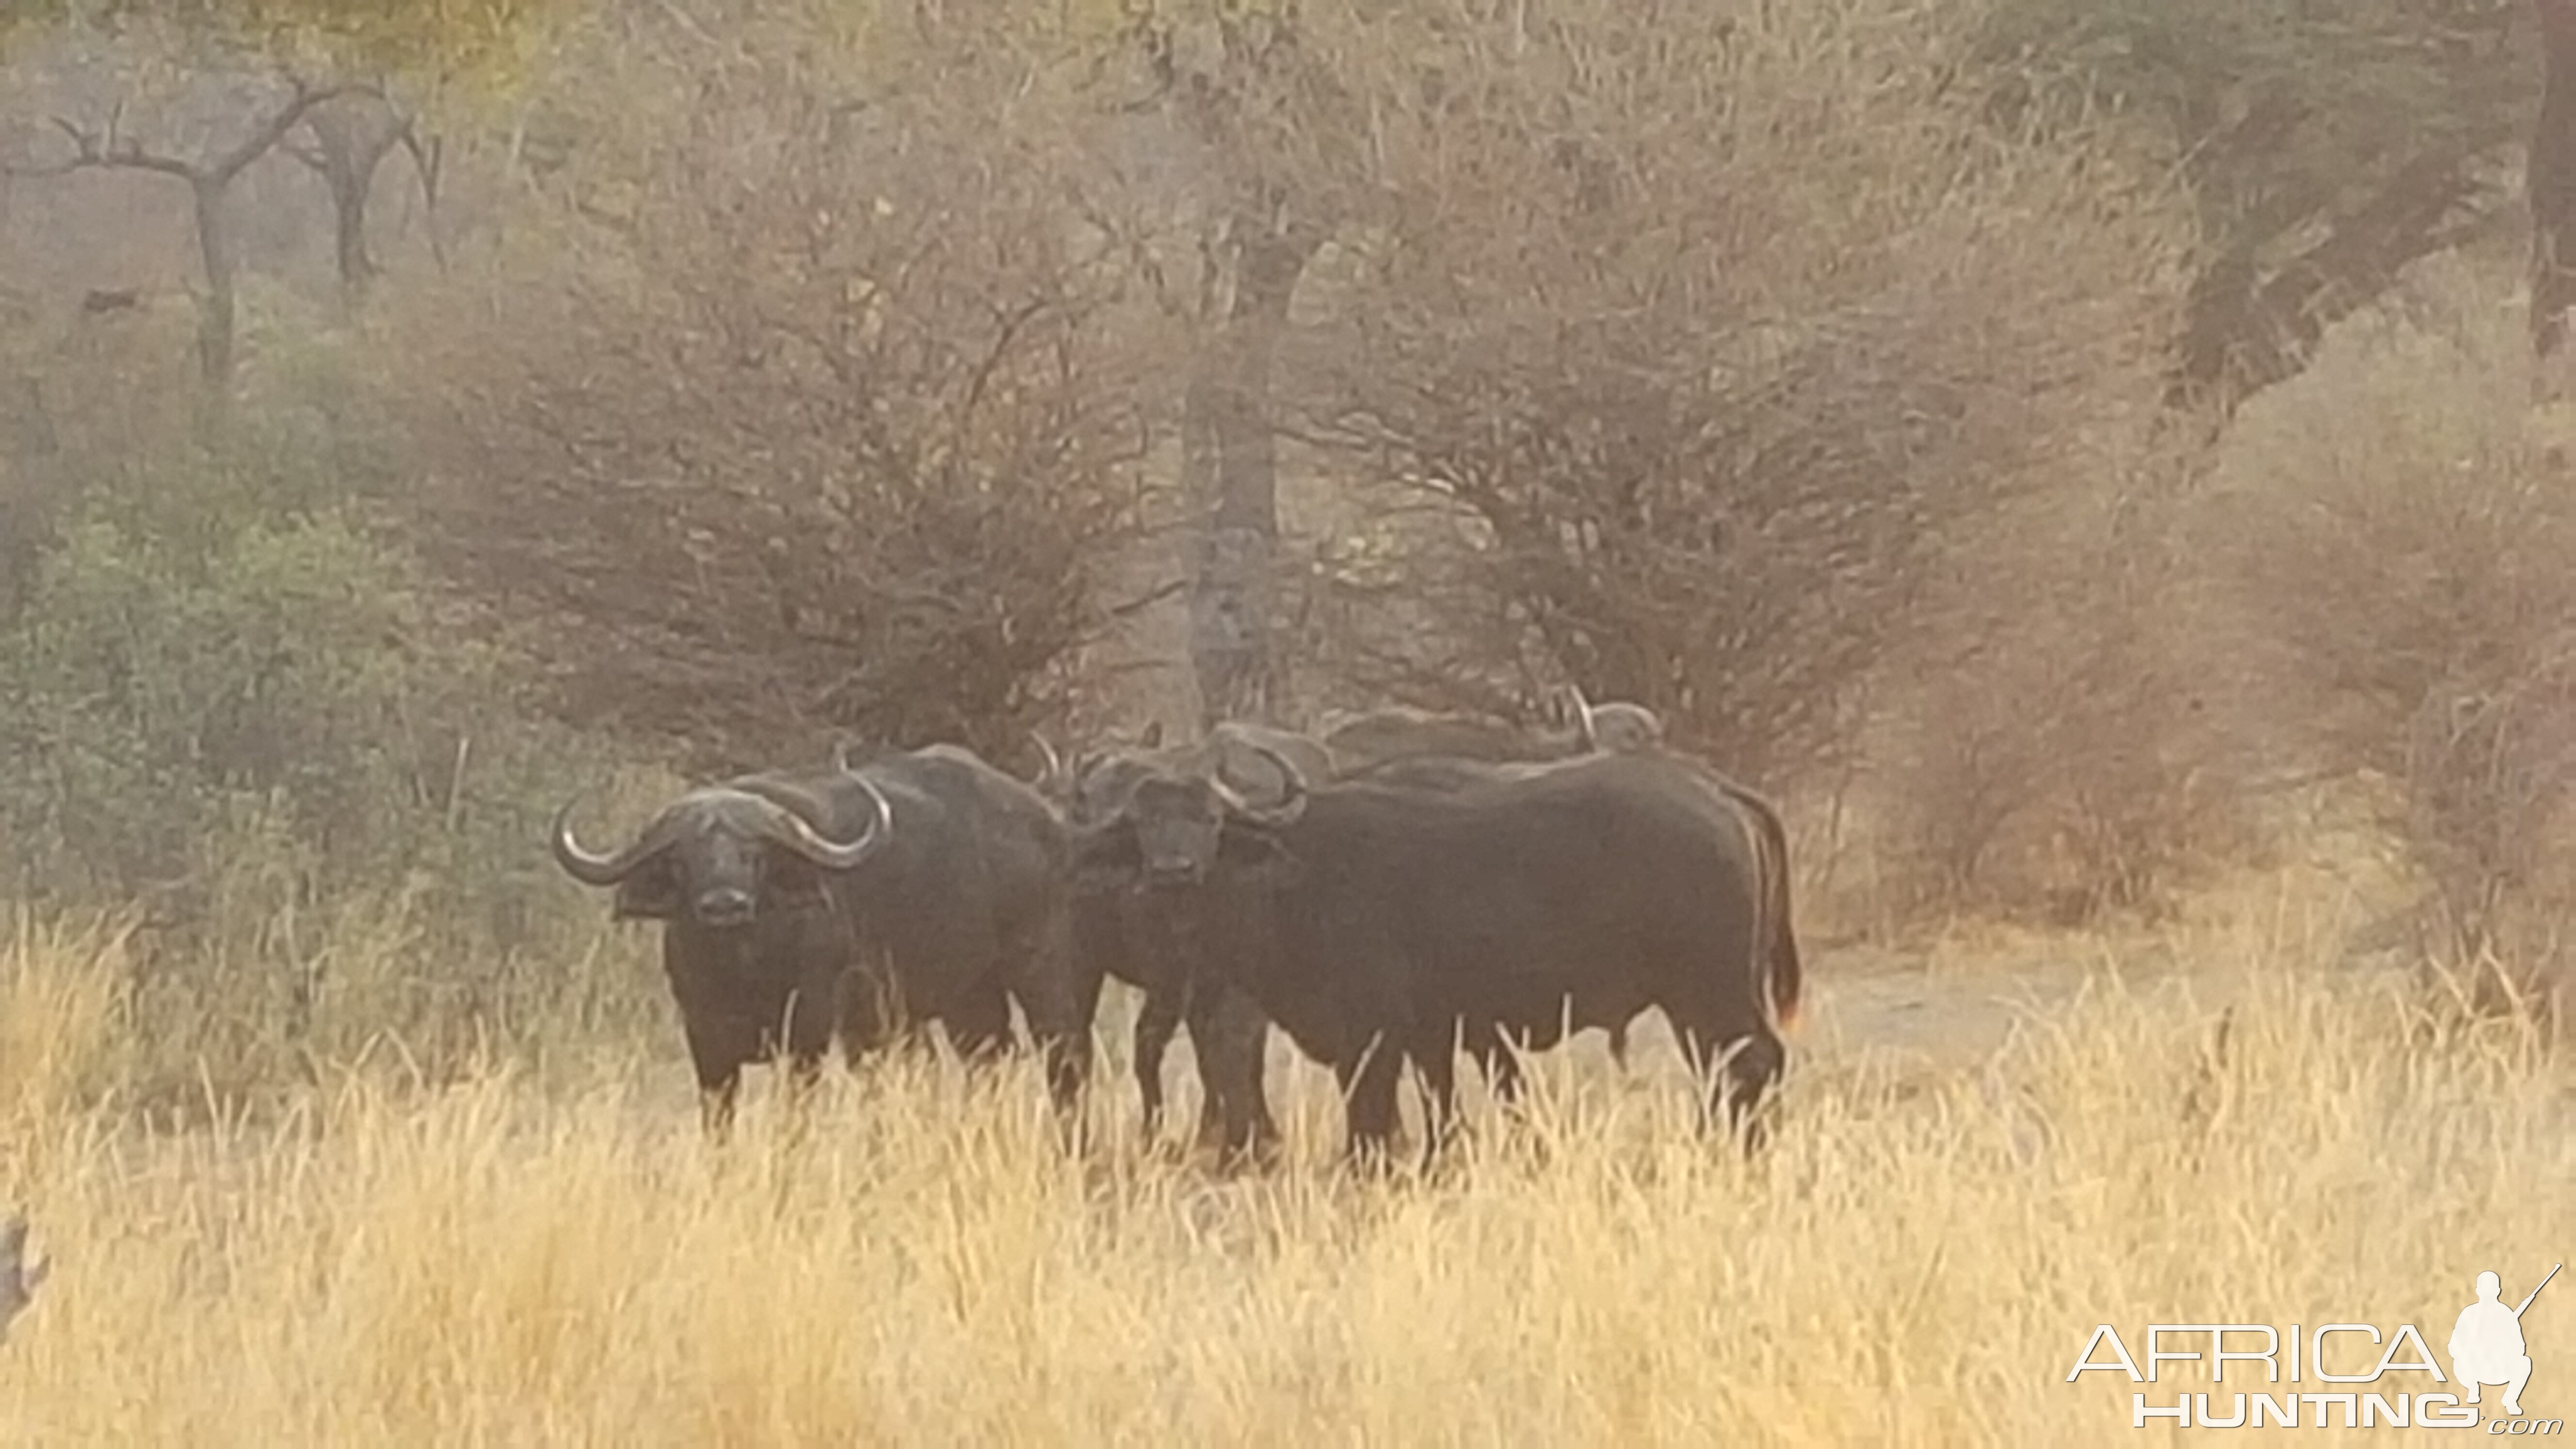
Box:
550, 794, 676, 886
1029, 731, 1065, 792
772, 770, 894, 869
1566, 682, 1599, 750
1212, 741, 1309, 827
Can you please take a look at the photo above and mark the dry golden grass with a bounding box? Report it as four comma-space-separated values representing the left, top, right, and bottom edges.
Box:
0, 871, 2567, 1446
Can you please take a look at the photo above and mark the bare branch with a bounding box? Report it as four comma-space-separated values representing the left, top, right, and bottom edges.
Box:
206, 80, 342, 185
394, 119, 447, 271
39, 78, 340, 188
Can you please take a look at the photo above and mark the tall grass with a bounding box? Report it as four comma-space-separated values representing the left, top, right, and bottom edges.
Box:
0, 885, 2565, 1444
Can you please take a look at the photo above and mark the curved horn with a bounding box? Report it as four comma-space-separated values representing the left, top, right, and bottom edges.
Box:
765, 770, 893, 870
550, 794, 671, 886
1029, 730, 1065, 791
1212, 741, 1308, 828
1566, 682, 1599, 749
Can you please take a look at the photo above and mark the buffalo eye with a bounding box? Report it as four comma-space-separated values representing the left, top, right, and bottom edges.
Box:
1217, 826, 1301, 884
612, 858, 684, 920
760, 851, 833, 911
1069, 824, 1143, 894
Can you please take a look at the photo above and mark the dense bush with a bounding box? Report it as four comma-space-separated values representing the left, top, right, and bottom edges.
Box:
2208, 255, 2576, 1000
395, 25, 1158, 776
0, 0, 2557, 966
1281, 0, 2187, 791
0, 433, 667, 1093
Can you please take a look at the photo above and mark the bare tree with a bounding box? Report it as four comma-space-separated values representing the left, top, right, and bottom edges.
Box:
283, 88, 428, 308
2533, 0, 2576, 375
30, 75, 338, 390
1109, 5, 1364, 729
403, 38, 1155, 770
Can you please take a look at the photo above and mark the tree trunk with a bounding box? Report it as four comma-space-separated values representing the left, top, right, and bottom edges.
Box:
304, 96, 406, 310
190, 176, 237, 397
2532, 0, 2576, 370
0, 372, 59, 617
1187, 220, 1316, 730
327, 159, 375, 303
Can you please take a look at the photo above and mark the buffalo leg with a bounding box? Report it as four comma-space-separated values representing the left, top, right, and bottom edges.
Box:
678, 1012, 754, 1139
776, 1046, 827, 1150
1190, 981, 1278, 1168
1004, 906, 1094, 1119
776, 981, 835, 1106
945, 986, 1015, 1066
1176, 984, 1227, 1159
697, 1069, 743, 1138
785, 1046, 827, 1093
1675, 1015, 1785, 1155
1336, 1036, 1406, 1171
834, 951, 906, 1071
1409, 1028, 1462, 1168
1476, 1026, 1526, 1108
1132, 987, 1183, 1143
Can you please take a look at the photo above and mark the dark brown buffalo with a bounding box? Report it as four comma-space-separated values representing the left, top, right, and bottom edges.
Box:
1071, 746, 1794, 1167
1035, 723, 1310, 1162
1337, 747, 1802, 1100
551, 745, 1091, 1130
1318, 685, 1664, 773
1319, 686, 1671, 1070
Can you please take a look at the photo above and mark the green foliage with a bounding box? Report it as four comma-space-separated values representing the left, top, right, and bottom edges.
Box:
47, 0, 574, 83
0, 431, 631, 954
0, 421, 681, 1097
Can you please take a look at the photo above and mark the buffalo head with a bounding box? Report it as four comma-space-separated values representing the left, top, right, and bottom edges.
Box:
551, 769, 893, 928
1558, 684, 1666, 754
1072, 741, 1308, 892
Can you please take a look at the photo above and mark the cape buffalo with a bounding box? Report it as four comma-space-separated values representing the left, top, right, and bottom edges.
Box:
551, 745, 1091, 1130
1036, 724, 1308, 1162
1320, 686, 1671, 1069
1318, 685, 1664, 773
1338, 747, 1802, 1102
1072, 744, 1793, 1166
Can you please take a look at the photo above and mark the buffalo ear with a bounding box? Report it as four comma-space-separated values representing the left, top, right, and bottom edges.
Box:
760, 851, 836, 913
1069, 823, 1142, 895
612, 860, 682, 921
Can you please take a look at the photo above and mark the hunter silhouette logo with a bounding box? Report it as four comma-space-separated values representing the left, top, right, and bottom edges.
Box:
2069, 1262, 2562, 1430
2454, 1266, 2557, 1419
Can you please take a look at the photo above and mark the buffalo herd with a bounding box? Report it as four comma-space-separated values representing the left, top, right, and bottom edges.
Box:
550, 690, 1801, 1167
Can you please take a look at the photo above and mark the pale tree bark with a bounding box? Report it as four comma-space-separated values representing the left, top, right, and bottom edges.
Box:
0, 371, 59, 616
1187, 211, 1318, 728
289, 92, 410, 311
1146, 3, 1339, 732
2532, 0, 2576, 377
